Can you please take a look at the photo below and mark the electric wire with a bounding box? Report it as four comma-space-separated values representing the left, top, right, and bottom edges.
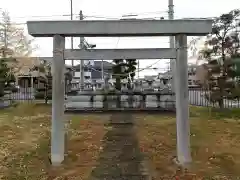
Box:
6, 10, 168, 19
74, 59, 161, 77
9, 13, 78, 19
73, 36, 202, 78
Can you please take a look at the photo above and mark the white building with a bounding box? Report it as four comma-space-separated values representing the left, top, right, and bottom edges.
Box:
157, 64, 201, 87
72, 60, 114, 89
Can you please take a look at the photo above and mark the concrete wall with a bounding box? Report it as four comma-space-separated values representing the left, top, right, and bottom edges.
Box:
65, 94, 175, 109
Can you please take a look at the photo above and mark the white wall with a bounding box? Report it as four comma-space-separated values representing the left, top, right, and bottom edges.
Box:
74, 59, 94, 79
74, 71, 91, 78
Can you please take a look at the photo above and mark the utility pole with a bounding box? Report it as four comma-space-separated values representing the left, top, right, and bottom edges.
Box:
137, 60, 140, 79
79, 10, 84, 91
70, 0, 74, 67
101, 59, 105, 88
168, 0, 175, 91
101, 59, 104, 80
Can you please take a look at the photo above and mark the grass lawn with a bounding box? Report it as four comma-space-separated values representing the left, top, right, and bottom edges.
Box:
0, 104, 240, 179
136, 107, 240, 179
0, 103, 110, 179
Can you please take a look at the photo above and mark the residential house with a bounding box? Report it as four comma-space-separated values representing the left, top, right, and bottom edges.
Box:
14, 57, 73, 91
187, 65, 201, 87
73, 60, 113, 89
13, 57, 45, 89
157, 65, 201, 88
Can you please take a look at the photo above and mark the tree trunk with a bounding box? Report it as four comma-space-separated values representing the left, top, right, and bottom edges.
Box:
103, 94, 108, 109
115, 78, 121, 91
218, 99, 224, 109
127, 81, 133, 108
141, 94, 146, 109
157, 94, 161, 108
44, 84, 48, 104
0, 83, 5, 98
115, 78, 121, 108
116, 95, 121, 108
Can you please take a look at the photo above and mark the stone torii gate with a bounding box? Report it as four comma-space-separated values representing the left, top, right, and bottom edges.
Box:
27, 19, 212, 166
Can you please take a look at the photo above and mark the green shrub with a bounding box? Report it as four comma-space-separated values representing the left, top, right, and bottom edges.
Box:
0, 90, 5, 97
11, 87, 18, 93
34, 91, 52, 100
67, 90, 78, 96
36, 87, 46, 91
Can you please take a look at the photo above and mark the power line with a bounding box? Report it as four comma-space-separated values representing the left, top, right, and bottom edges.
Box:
75, 59, 161, 77
0, 17, 166, 25
83, 16, 119, 20
9, 13, 78, 19
3, 10, 168, 20
122, 10, 168, 16
4, 9, 240, 22
84, 11, 168, 19
2, 9, 225, 25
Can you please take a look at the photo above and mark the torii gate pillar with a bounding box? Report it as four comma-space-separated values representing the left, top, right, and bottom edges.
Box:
51, 35, 66, 165
175, 34, 191, 165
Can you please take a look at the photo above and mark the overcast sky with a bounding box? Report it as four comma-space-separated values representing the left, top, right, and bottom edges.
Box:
1, 0, 239, 77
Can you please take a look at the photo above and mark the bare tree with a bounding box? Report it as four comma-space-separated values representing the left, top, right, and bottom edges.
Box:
0, 10, 37, 74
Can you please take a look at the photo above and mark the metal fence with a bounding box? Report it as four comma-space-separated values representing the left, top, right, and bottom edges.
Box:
189, 87, 240, 108
2, 86, 240, 109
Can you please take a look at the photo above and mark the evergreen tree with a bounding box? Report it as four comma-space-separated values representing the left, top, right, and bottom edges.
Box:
199, 9, 240, 108
112, 59, 125, 91
0, 57, 15, 97
112, 59, 137, 90
33, 60, 73, 103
